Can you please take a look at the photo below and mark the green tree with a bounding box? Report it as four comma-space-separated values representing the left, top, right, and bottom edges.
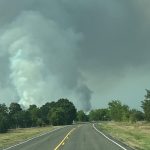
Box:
9, 103, 22, 114
108, 100, 123, 121
0, 104, 8, 114
39, 102, 56, 125
28, 105, 40, 127
76, 110, 88, 122
20, 110, 32, 128
0, 104, 9, 133
56, 99, 77, 125
129, 109, 144, 123
9, 103, 22, 128
89, 109, 110, 121
121, 105, 130, 121
0, 113, 9, 133
141, 89, 150, 121
50, 107, 65, 126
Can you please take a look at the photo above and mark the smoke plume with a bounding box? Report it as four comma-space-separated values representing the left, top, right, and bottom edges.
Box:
0, 0, 150, 110
0, 11, 91, 110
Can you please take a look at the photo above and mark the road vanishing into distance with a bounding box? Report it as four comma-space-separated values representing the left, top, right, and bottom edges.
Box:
3, 124, 134, 150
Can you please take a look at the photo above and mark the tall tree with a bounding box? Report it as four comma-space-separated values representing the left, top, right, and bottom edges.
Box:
9, 103, 22, 128
39, 102, 56, 125
108, 100, 122, 121
28, 105, 40, 127
19, 110, 32, 128
9, 103, 22, 114
0, 104, 9, 133
56, 99, 77, 125
141, 89, 150, 121
0, 104, 8, 114
47, 99, 77, 125
121, 105, 130, 121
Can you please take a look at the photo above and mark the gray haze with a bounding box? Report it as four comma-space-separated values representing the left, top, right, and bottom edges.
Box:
0, 0, 150, 110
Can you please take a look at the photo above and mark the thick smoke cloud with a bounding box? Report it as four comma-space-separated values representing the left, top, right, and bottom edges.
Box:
0, 9, 91, 111
0, 0, 150, 110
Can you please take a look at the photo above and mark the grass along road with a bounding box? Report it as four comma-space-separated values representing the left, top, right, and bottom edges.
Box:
98, 122, 150, 150
0, 126, 55, 149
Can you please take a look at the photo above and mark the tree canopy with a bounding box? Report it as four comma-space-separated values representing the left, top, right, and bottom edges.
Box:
0, 98, 77, 133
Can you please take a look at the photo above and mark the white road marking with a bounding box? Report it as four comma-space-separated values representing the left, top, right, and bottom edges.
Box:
3, 126, 67, 150
93, 124, 128, 150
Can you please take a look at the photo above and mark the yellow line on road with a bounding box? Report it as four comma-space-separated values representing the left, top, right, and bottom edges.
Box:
54, 128, 76, 150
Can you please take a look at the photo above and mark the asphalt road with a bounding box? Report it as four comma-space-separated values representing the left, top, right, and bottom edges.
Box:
4, 124, 134, 150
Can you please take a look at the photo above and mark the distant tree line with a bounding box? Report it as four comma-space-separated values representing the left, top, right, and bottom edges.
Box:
76, 102, 144, 123
76, 90, 150, 123
0, 99, 76, 133
0, 90, 150, 133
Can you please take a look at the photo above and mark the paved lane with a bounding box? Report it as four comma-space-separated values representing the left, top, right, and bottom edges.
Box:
3, 126, 74, 150
61, 124, 133, 150
3, 124, 134, 150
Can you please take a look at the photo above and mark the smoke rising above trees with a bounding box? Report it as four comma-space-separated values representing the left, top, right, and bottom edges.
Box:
0, 0, 150, 109
0, 10, 91, 111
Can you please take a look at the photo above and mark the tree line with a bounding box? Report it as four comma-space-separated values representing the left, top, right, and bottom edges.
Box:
0, 90, 150, 133
76, 90, 150, 123
0, 99, 76, 133
76, 102, 145, 123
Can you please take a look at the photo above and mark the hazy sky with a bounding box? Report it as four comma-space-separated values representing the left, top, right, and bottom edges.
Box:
0, 0, 150, 111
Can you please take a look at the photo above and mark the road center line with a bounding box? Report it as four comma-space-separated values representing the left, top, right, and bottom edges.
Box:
93, 124, 128, 150
54, 127, 76, 150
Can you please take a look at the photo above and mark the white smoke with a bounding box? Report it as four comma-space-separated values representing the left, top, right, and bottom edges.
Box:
1, 0, 150, 110
0, 11, 92, 110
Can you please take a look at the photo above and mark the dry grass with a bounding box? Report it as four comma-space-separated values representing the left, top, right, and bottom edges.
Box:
0, 126, 54, 149
99, 122, 150, 150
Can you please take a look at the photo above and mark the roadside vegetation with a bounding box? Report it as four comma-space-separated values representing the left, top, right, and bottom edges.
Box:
98, 122, 150, 150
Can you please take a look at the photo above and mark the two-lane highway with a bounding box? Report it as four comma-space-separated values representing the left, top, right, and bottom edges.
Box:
3, 124, 134, 150
60, 124, 133, 150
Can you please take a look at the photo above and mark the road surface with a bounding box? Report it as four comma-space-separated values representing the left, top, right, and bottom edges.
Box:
3, 124, 134, 150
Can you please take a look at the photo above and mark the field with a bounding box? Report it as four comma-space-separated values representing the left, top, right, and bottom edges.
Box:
98, 122, 150, 150
0, 126, 54, 149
